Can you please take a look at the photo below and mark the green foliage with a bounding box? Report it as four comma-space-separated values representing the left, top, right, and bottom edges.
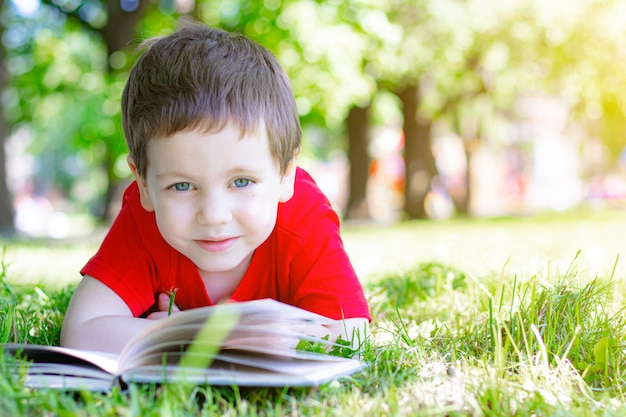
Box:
4, 0, 626, 227
490, 275, 626, 389
4, 5, 125, 215
0, 248, 72, 346
296, 336, 329, 355
328, 336, 358, 359
370, 261, 467, 311
296, 335, 358, 358
0, 248, 16, 344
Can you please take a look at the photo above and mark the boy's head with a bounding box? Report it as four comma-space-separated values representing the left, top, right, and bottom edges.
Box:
121, 22, 301, 179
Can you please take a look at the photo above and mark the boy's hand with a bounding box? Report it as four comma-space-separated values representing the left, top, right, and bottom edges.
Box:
289, 323, 332, 340
292, 318, 369, 351
146, 292, 181, 320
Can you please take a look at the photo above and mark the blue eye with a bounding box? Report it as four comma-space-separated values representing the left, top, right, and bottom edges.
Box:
173, 182, 191, 191
233, 178, 251, 188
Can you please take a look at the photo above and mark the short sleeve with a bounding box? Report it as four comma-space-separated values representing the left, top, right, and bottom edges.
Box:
80, 183, 164, 316
276, 169, 371, 321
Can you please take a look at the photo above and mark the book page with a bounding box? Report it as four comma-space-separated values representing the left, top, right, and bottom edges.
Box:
2, 344, 120, 375
118, 299, 335, 372
2, 300, 365, 389
121, 354, 365, 387
118, 323, 337, 371
211, 350, 363, 375
19, 363, 117, 391
2, 343, 121, 390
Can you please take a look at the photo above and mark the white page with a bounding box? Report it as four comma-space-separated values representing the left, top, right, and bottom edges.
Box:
122, 359, 365, 387
3, 344, 120, 375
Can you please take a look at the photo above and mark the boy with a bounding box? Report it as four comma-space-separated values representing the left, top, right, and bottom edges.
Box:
61, 22, 371, 354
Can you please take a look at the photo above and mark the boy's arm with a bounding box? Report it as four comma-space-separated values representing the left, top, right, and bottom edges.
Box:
61, 275, 157, 354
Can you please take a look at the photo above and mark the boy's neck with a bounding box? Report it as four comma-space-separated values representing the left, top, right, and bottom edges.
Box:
198, 252, 253, 304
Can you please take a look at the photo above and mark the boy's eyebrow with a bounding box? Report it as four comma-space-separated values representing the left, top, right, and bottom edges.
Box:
154, 170, 203, 183
225, 164, 271, 175
154, 164, 271, 180
155, 170, 190, 179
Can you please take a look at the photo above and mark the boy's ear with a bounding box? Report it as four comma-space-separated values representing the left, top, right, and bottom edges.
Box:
127, 156, 155, 212
279, 154, 299, 203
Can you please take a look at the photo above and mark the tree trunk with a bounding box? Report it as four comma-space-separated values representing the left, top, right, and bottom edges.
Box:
345, 104, 371, 220
397, 85, 437, 219
101, 0, 152, 60
0, 16, 14, 235
96, 0, 152, 221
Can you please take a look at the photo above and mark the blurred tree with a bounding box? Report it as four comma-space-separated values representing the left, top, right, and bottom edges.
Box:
2, 1, 178, 224
397, 85, 436, 218
275, 1, 380, 219
542, 0, 626, 165
3, 0, 624, 231
200, 0, 378, 218
370, 0, 581, 217
153, 2, 382, 221
40, 0, 152, 219
364, 0, 455, 218
345, 104, 371, 219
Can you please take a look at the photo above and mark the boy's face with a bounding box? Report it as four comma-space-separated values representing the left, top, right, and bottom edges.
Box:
129, 123, 296, 282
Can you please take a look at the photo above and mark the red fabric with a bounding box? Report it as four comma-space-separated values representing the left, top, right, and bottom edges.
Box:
81, 168, 371, 321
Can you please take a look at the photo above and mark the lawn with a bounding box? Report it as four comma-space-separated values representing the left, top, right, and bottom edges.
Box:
2, 209, 626, 416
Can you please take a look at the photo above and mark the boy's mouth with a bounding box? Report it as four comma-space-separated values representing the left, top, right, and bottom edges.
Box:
195, 237, 238, 253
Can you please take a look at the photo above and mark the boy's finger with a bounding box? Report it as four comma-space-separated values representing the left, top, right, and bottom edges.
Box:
146, 311, 170, 320
157, 292, 180, 312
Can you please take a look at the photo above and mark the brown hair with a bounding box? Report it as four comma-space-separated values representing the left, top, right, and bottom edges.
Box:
121, 21, 301, 178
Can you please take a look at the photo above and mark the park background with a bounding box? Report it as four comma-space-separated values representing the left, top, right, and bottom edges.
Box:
2, 0, 626, 283
2, 0, 626, 288
1, 0, 626, 237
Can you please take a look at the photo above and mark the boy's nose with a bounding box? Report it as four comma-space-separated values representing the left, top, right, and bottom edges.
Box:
196, 192, 232, 225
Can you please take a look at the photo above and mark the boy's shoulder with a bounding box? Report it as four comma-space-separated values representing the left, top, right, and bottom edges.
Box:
293, 167, 328, 202
276, 167, 339, 232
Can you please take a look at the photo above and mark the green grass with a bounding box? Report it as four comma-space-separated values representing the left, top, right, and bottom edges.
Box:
3, 212, 626, 415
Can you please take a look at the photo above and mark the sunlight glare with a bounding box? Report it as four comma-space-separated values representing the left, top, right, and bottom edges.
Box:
12, 0, 40, 16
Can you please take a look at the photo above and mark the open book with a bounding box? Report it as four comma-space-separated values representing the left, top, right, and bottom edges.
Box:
2, 299, 366, 391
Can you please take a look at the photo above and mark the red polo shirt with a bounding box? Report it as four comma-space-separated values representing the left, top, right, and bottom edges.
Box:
81, 168, 371, 321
